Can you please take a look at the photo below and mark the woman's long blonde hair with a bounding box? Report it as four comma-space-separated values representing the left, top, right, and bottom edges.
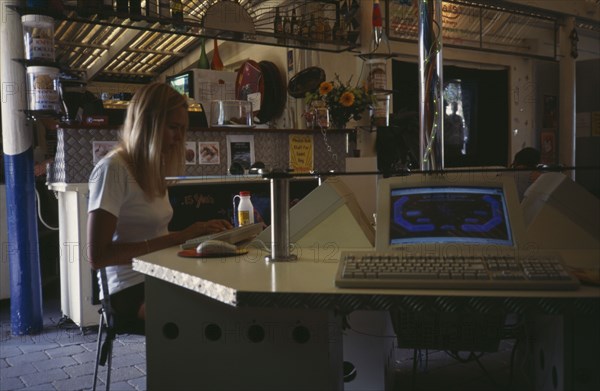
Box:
117, 83, 188, 199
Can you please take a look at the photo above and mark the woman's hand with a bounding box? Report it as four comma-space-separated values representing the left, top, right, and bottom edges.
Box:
180, 219, 234, 241
202, 219, 234, 234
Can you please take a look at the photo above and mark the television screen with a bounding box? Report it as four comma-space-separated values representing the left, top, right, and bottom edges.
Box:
167, 71, 193, 99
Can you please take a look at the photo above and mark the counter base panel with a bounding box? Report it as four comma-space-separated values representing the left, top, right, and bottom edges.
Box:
145, 276, 345, 390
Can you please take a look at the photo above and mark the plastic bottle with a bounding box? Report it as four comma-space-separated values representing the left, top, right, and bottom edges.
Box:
235, 191, 254, 226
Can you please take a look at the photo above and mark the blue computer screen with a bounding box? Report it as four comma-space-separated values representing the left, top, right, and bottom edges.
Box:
389, 186, 513, 246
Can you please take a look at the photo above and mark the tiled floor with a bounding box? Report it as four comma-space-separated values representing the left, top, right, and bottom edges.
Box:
1, 281, 520, 391
0, 282, 146, 391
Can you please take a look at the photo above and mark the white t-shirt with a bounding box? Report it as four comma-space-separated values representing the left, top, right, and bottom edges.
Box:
88, 153, 173, 298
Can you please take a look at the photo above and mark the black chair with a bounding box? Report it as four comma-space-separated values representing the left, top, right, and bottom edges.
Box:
92, 268, 145, 391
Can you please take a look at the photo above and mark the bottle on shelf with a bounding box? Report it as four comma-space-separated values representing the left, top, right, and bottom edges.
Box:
273, 7, 283, 36
308, 13, 316, 41
298, 13, 307, 41
335, 13, 347, 43
197, 37, 210, 69
332, 19, 340, 43
210, 39, 223, 71
283, 11, 291, 37
171, 0, 184, 31
290, 8, 298, 37
315, 16, 325, 41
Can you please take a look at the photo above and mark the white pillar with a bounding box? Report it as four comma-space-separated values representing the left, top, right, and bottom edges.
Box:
1, 0, 44, 335
559, 17, 577, 179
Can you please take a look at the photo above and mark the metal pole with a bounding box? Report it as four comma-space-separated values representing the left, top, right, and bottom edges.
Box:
1, 1, 43, 334
559, 16, 576, 180
265, 173, 296, 262
418, 0, 444, 171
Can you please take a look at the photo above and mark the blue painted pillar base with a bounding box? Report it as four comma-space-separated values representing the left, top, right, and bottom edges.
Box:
3, 148, 43, 335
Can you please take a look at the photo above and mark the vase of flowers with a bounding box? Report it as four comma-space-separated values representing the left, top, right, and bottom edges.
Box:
304, 74, 375, 129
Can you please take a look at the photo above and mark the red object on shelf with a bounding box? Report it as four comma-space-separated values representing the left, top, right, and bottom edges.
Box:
372, 0, 383, 27
211, 39, 224, 71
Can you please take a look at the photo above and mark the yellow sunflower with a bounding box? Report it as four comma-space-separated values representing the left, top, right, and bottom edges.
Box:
319, 81, 333, 95
339, 91, 355, 107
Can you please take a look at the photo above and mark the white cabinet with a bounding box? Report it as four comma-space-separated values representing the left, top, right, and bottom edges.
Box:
49, 182, 100, 328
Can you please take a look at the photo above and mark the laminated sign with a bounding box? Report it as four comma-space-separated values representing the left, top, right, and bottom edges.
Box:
289, 134, 313, 173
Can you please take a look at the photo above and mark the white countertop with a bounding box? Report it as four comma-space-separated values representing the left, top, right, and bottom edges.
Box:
133, 246, 600, 309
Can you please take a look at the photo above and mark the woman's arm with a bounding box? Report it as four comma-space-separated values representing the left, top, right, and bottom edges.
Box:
87, 208, 233, 270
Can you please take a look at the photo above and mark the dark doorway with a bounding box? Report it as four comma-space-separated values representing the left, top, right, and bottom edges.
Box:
391, 60, 509, 168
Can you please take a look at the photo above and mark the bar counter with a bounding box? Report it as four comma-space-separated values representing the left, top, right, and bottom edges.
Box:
133, 246, 599, 390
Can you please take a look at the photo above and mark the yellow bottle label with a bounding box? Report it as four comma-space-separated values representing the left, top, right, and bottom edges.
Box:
238, 211, 251, 226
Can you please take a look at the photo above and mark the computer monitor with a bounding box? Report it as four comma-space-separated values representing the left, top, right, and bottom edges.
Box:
522, 172, 600, 249
167, 71, 194, 99
257, 178, 375, 249
375, 171, 527, 252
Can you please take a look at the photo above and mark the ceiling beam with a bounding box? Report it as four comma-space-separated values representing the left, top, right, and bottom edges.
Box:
85, 25, 146, 81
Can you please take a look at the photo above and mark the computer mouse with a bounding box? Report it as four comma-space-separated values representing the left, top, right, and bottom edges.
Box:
196, 240, 238, 256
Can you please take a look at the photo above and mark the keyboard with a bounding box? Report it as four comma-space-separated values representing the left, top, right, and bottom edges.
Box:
181, 223, 263, 250
335, 251, 581, 291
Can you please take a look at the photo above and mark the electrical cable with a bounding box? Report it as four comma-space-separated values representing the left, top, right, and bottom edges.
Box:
35, 187, 59, 231
473, 353, 500, 388
411, 348, 418, 391
508, 336, 520, 388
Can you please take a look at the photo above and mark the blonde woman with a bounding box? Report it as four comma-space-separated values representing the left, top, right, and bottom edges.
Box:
87, 83, 232, 329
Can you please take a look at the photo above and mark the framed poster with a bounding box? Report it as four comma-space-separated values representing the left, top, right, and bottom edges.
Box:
185, 141, 197, 165
226, 134, 255, 171
198, 141, 220, 165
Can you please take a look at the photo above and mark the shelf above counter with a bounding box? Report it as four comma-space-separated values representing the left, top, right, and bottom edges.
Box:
14, 1, 361, 84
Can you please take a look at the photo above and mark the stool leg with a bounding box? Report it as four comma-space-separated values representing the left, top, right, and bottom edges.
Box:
92, 313, 105, 391
105, 337, 114, 391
